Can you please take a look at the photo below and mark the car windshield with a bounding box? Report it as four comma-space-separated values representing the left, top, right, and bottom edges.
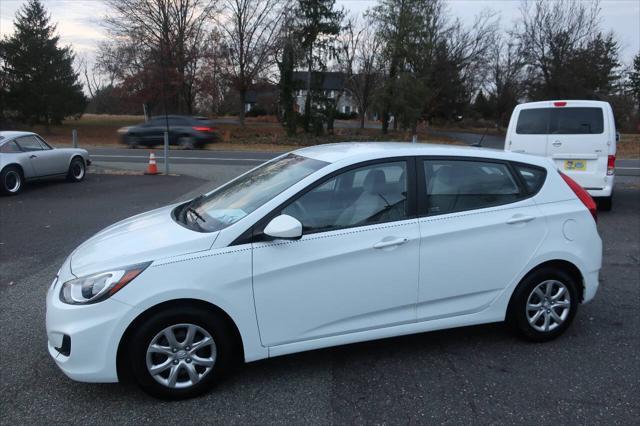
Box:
182, 154, 328, 232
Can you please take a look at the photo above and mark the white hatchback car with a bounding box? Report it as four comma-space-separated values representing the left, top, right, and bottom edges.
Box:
46, 143, 602, 399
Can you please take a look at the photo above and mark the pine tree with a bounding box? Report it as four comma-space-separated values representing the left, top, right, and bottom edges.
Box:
630, 53, 640, 110
0, 0, 86, 125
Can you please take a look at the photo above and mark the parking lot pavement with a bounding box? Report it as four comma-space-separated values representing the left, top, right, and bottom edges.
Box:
0, 173, 638, 425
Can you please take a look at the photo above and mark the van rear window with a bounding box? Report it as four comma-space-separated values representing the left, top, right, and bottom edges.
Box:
516, 106, 604, 135
516, 109, 548, 134
550, 107, 603, 134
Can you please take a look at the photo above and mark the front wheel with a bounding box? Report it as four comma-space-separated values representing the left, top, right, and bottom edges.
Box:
66, 157, 86, 182
178, 136, 195, 150
127, 307, 235, 400
508, 267, 579, 342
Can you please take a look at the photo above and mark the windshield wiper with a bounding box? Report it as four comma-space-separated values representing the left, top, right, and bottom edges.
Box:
186, 206, 206, 223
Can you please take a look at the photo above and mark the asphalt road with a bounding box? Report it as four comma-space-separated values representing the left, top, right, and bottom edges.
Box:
0, 173, 638, 424
88, 144, 640, 179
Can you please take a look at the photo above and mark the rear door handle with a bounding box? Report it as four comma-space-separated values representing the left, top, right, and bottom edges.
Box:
29, 154, 37, 159
373, 238, 408, 249
552, 141, 562, 147
507, 215, 535, 225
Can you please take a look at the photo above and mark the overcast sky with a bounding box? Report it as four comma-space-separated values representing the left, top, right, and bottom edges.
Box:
0, 0, 638, 65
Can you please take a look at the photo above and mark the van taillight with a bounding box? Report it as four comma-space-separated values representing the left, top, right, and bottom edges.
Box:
559, 172, 597, 223
607, 155, 615, 175
553, 101, 567, 107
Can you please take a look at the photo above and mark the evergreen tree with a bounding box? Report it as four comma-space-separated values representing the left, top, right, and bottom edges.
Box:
630, 53, 640, 109
0, 0, 86, 125
294, 0, 344, 133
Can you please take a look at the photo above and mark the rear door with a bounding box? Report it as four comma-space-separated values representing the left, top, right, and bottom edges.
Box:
416, 158, 547, 320
509, 107, 549, 156
547, 105, 607, 189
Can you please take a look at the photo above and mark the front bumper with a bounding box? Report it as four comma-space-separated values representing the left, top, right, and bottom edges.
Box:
46, 277, 133, 383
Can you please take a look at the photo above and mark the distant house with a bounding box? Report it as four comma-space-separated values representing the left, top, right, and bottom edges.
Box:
243, 83, 279, 115
292, 71, 358, 115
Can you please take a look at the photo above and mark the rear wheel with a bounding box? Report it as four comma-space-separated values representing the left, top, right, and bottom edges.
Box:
66, 157, 86, 182
508, 267, 579, 342
127, 306, 235, 400
1, 166, 23, 195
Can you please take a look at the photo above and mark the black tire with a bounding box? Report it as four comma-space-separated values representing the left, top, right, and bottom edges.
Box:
127, 135, 141, 149
178, 136, 195, 150
66, 157, 86, 182
597, 195, 612, 211
127, 306, 235, 400
1, 165, 24, 195
508, 266, 579, 342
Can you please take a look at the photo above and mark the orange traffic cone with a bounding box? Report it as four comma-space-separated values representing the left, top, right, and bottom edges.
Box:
145, 151, 159, 175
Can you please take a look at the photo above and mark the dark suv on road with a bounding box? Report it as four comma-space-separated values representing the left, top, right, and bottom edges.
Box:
119, 116, 219, 149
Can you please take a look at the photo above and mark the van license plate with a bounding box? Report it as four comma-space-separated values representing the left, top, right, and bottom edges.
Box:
564, 160, 586, 171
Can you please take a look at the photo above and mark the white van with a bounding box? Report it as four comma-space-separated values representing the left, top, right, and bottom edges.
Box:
505, 100, 616, 210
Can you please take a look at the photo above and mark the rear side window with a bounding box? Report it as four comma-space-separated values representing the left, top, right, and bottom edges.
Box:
550, 107, 603, 134
422, 160, 521, 215
0, 141, 21, 153
516, 109, 548, 134
15, 136, 46, 151
513, 163, 546, 194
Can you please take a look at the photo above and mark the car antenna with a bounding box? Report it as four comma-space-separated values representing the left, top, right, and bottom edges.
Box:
471, 126, 489, 147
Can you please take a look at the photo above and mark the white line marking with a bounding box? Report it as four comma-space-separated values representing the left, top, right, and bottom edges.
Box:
91, 154, 267, 162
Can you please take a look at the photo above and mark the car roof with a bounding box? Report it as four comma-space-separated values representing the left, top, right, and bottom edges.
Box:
293, 142, 553, 168
0, 131, 37, 141
516, 100, 610, 110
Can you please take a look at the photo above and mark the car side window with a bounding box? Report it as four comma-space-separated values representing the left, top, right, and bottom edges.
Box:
0, 141, 21, 153
423, 160, 521, 215
282, 161, 408, 233
15, 136, 46, 151
513, 163, 546, 194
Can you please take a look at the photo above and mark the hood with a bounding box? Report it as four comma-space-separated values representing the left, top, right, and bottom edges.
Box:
70, 204, 218, 277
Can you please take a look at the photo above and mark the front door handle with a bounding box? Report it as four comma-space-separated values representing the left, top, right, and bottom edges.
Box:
29, 154, 37, 159
552, 141, 562, 147
507, 215, 535, 225
373, 237, 408, 249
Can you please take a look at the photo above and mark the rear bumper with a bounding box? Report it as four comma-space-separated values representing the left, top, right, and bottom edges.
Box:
585, 175, 614, 198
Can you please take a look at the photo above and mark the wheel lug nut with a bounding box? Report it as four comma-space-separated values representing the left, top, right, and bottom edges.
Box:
173, 359, 179, 365
172, 348, 177, 353
185, 346, 190, 350
186, 358, 191, 363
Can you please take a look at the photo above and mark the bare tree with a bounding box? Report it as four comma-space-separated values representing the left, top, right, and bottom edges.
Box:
487, 35, 524, 128
339, 18, 381, 129
216, 0, 284, 126
101, 0, 216, 114
516, 0, 619, 99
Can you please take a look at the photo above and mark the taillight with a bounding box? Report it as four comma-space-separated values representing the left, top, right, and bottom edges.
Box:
553, 101, 567, 107
193, 126, 212, 132
559, 172, 597, 223
607, 155, 615, 176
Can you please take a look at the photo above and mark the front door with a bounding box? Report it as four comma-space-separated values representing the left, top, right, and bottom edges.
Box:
252, 160, 420, 347
15, 135, 66, 176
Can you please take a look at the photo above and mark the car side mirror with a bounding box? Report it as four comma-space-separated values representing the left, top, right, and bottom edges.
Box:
615, 132, 620, 143
263, 214, 302, 240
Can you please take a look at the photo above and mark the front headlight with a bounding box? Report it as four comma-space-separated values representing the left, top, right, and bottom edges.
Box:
59, 262, 151, 305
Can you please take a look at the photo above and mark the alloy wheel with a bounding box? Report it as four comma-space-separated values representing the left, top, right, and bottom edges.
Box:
145, 323, 217, 389
526, 280, 571, 332
4, 170, 21, 193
